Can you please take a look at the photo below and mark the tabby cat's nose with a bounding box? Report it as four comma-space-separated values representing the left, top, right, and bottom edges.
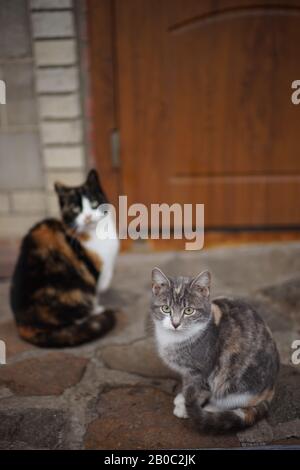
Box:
172, 321, 180, 329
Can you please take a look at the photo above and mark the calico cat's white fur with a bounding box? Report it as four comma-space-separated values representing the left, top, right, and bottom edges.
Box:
76, 196, 119, 296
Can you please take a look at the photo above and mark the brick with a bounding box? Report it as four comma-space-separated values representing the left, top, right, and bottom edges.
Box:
11, 191, 46, 213
3, 62, 38, 126
46, 170, 85, 190
0, 214, 44, 237
0, 132, 43, 189
31, 12, 75, 38
41, 120, 82, 144
0, 194, 10, 213
36, 67, 78, 93
101, 337, 175, 379
46, 192, 60, 216
85, 387, 240, 450
34, 39, 77, 66
44, 146, 84, 168
0, 0, 31, 59
0, 321, 35, 359
0, 353, 88, 396
39, 94, 80, 119
0, 408, 67, 449
31, 0, 72, 9
0, 245, 19, 280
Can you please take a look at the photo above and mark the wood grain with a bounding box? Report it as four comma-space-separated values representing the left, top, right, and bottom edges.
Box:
87, 0, 120, 208
114, 0, 300, 227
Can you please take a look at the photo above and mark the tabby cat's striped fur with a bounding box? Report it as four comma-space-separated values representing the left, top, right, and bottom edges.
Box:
151, 268, 280, 432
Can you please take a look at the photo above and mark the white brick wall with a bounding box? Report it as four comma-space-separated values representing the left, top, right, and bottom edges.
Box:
0, 214, 44, 237
46, 192, 60, 216
0, 0, 88, 238
36, 67, 79, 93
31, 0, 72, 9
44, 146, 84, 169
39, 94, 81, 119
41, 120, 83, 144
34, 40, 76, 66
31, 1, 86, 196
46, 170, 85, 191
0, 194, 10, 214
32, 12, 75, 38
11, 191, 46, 213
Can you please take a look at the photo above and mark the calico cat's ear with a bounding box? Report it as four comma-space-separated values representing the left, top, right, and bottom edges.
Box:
54, 182, 65, 195
86, 169, 100, 187
152, 267, 170, 295
190, 270, 211, 297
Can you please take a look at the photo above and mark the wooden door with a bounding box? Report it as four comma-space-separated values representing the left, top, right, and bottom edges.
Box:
112, 0, 300, 228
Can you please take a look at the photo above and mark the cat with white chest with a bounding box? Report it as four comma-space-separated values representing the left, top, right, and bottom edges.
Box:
151, 267, 280, 432
10, 170, 119, 347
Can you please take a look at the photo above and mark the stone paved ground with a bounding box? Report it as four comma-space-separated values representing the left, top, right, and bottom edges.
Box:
0, 242, 300, 449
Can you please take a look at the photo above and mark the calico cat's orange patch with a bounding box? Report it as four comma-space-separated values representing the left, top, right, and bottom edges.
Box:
33, 287, 91, 307
32, 224, 96, 287
18, 325, 41, 340
58, 289, 92, 306
39, 306, 61, 325
77, 231, 91, 242
33, 287, 56, 299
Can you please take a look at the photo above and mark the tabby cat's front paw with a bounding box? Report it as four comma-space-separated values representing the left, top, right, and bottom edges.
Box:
174, 392, 184, 406
173, 393, 188, 419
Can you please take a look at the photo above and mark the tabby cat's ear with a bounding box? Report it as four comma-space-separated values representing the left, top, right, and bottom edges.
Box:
190, 270, 211, 297
152, 267, 170, 295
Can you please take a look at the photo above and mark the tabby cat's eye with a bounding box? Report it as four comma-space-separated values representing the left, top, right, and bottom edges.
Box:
91, 201, 99, 209
183, 307, 195, 315
161, 305, 171, 314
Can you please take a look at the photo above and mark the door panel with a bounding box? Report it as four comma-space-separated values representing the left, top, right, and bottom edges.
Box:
115, 0, 300, 227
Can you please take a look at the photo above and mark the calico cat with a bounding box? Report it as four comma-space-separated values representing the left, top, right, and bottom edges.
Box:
151, 268, 280, 432
10, 169, 119, 347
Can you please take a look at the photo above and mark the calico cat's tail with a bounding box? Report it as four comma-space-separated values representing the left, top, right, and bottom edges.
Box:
185, 386, 270, 433
17, 310, 115, 348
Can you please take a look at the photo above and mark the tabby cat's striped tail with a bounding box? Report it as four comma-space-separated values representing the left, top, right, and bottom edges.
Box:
185, 386, 270, 433
17, 310, 115, 347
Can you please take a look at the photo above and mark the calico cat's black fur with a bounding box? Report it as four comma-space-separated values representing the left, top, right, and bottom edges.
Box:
10, 170, 116, 347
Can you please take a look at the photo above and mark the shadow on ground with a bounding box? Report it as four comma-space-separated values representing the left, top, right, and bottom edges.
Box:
0, 242, 300, 449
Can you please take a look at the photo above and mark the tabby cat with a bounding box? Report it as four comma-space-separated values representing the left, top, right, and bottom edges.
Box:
10, 170, 119, 347
151, 268, 280, 432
